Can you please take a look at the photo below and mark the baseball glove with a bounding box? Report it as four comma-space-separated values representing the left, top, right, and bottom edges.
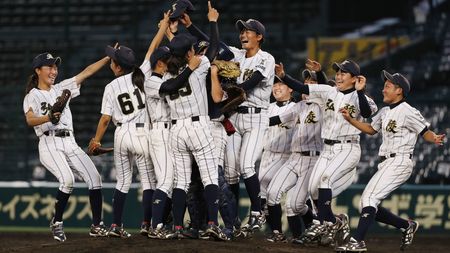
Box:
212, 60, 241, 79
49, 89, 71, 125
221, 85, 246, 114
88, 138, 114, 156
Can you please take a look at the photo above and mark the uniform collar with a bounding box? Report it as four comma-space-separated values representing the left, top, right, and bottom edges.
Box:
389, 100, 405, 109
340, 87, 356, 94
276, 100, 290, 107
151, 72, 163, 78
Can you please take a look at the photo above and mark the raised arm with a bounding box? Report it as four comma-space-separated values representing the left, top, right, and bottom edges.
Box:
339, 108, 377, 135
204, 1, 219, 62
276, 62, 309, 94
354, 75, 372, 118
145, 11, 170, 61
74, 56, 110, 85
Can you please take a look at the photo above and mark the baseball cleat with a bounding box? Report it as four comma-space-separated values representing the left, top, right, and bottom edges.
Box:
148, 223, 171, 239
89, 221, 108, 237
205, 223, 229, 241
335, 237, 367, 252
303, 220, 326, 244
166, 226, 186, 240
400, 220, 419, 251
139, 222, 151, 236
266, 230, 287, 243
108, 224, 131, 238
50, 217, 66, 242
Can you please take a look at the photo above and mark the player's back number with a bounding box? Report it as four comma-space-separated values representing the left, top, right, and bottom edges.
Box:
117, 88, 145, 115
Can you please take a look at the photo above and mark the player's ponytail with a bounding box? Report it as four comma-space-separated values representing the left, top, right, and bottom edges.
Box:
131, 65, 145, 93
25, 72, 38, 94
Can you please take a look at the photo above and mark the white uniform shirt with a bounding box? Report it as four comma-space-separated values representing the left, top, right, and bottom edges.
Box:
101, 66, 148, 125
23, 77, 79, 137
230, 47, 275, 109
145, 73, 171, 123
280, 101, 323, 153
371, 102, 430, 156
308, 85, 378, 140
164, 55, 210, 120
263, 101, 296, 153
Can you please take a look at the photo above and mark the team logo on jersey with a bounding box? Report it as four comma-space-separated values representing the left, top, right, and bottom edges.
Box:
40, 102, 52, 115
343, 103, 356, 118
242, 69, 254, 82
386, 119, 398, 133
278, 123, 289, 129
325, 99, 335, 112
256, 59, 266, 72
304, 111, 318, 124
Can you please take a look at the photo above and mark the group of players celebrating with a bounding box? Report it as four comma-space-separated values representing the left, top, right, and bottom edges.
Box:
23, 0, 445, 252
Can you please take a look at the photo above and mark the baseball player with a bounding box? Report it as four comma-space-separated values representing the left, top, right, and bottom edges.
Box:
130, 12, 176, 238
336, 70, 445, 252
276, 59, 378, 246
173, 4, 239, 239
23, 53, 110, 242
162, 11, 227, 239
90, 45, 157, 238
264, 70, 323, 243
222, 18, 275, 234
258, 76, 295, 238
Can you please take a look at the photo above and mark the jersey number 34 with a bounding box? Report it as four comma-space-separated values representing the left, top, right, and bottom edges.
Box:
117, 88, 145, 115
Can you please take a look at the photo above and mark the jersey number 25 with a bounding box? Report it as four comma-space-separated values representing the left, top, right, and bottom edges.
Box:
117, 88, 145, 115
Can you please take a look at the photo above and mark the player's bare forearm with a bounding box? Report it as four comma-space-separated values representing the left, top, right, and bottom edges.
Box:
75, 56, 110, 84
146, 11, 170, 61
93, 114, 111, 143
350, 118, 376, 135
25, 110, 51, 127
422, 130, 446, 145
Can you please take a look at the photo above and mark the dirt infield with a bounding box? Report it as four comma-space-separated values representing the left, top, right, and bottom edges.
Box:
1, 232, 449, 253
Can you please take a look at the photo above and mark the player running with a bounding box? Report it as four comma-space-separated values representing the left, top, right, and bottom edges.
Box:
276, 59, 378, 246
336, 70, 445, 252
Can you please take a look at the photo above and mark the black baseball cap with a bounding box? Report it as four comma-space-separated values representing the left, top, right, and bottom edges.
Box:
150, 46, 171, 68
168, 33, 197, 57
302, 69, 318, 82
32, 53, 61, 69
235, 19, 265, 37
194, 40, 210, 55
332, 59, 360, 76
381, 70, 410, 96
170, 0, 195, 20
105, 45, 136, 69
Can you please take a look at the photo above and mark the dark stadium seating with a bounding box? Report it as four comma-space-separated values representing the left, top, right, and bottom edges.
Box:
0, 0, 449, 184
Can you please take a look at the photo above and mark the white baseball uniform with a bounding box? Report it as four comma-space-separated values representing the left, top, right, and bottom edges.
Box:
258, 101, 295, 200
145, 72, 174, 195
265, 101, 323, 217
101, 64, 156, 194
224, 47, 275, 184
165, 55, 218, 191
307, 85, 378, 200
360, 102, 429, 210
23, 77, 102, 194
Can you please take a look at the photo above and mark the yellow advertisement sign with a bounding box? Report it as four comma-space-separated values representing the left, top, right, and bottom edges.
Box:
307, 36, 410, 76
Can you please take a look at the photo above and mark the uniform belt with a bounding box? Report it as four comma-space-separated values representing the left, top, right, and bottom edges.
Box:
117, 122, 145, 127
43, 129, 71, 137
324, 139, 357, 145
236, 106, 262, 114
379, 153, 413, 162
171, 116, 200, 125
300, 151, 321, 156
